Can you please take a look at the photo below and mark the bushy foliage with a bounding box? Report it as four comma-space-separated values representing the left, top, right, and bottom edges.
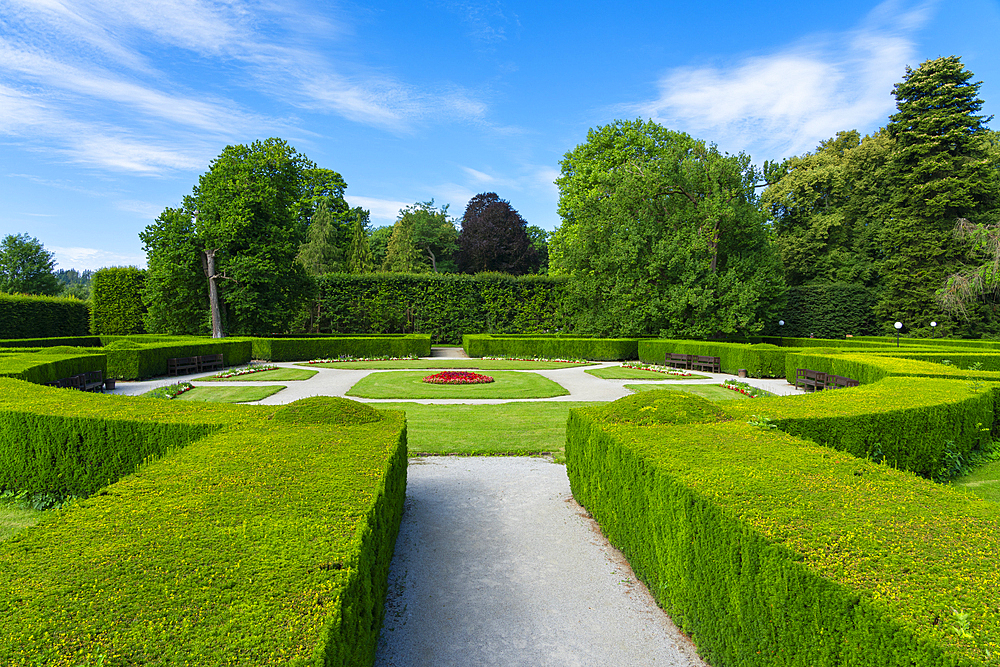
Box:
457, 193, 539, 275
0, 384, 407, 666
312, 272, 569, 344
0, 233, 60, 296
463, 334, 638, 360
551, 120, 784, 338
89, 266, 146, 335
567, 385, 1000, 666
0, 294, 89, 339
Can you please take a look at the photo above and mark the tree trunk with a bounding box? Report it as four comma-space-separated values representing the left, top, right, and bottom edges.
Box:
203, 248, 225, 338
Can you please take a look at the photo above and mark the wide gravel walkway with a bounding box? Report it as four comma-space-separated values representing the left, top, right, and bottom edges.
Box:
375, 457, 707, 667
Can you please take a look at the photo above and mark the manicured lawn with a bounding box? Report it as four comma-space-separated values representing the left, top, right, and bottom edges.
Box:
954, 458, 1000, 504
200, 368, 318, 381
297, 359, 594, 370
586, 366, 708, 380
346, 371, 569, 399
0, 503, 44, 542
377, 401, 600, 461
175, 385, 286, 403
624, 383, 749, 401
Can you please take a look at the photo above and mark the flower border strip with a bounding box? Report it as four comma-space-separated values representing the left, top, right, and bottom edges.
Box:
422, 371, 495, 385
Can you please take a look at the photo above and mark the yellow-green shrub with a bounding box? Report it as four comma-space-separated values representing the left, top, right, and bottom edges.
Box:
567, 393, 1000, 667
0, 386, 406, 667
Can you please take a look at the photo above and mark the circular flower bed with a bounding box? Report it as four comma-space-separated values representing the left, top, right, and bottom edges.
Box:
422, 370, 494, 385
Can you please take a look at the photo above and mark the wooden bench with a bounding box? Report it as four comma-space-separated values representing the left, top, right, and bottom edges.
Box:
692, 355, 721, 373
665, 353, 692, 370
57, 375, 85, 390
167, 357, 200, 376
83, 370, 104, 392
795, 368, 827, 392
197, 354, 224, 373
827, 374, 860, 390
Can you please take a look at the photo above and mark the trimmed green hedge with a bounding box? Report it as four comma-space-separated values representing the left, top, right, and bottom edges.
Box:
0, 385, 407, 666
782, 352, 1000, 386
0, 351, 107, 385
0, 378, 220, 498
774, 282, 878, 338
89, 266, 146, 335
638, 339, 788, 377
314, 272, 570, 344
0, 336, 102, 348
567, 390, 1000, 667
102, 337, 253, 379
0, 293, 90, 339
463, 334, 639, 360
252, 334, 432, 362
722, 376, 996, 478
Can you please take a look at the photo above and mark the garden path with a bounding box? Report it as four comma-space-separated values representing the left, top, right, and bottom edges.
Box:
374, 456, 708, 667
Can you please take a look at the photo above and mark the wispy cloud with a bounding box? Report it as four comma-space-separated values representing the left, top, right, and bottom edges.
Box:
49, 245, 147, 271
345, 196, 412, 226
0, 0, 490, 174
631, 0, 934, 161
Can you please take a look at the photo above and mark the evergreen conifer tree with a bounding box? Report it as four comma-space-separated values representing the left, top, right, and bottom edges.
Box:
877, 56, 999, 334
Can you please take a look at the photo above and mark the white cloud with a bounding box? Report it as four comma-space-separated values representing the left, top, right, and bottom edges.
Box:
0, 0, 491, 173
345, 196, 411, 225
632, 0, 934, 161
115, 200, 164, 218
49, 245, 146, 271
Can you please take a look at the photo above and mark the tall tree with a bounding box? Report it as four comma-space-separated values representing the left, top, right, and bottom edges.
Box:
457, 193, 538, 275
0, 233, 61, 296
142, 138, 326, 337
297, 201, 346, 275
140, 207, 208, 334
877, 56, 999, 334
551, 119, 783, 338
347, 207, 374, 274
762, 130, 888, 287
383, 201, 458, 273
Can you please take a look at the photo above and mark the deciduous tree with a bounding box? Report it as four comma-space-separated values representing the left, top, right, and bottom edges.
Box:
0, 233, 61, 296
141, 138, 331, 337
551, 119, 783, 338
457, 193, 538, 275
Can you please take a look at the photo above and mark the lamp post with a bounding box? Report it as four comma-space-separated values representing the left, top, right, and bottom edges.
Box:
778, 320, 784, 346
930, 321, 937, 338
894, 321, 903, 347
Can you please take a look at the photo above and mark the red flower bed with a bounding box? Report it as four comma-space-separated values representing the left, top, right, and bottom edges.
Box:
422, 371, 494, 385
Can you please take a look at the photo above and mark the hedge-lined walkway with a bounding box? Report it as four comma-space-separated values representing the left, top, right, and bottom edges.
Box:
374, 457, 707, 667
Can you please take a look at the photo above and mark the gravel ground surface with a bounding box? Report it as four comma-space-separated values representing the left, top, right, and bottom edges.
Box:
375, 457, 708, 667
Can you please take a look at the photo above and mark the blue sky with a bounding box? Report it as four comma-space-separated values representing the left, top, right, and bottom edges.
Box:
1, 0, 998, 272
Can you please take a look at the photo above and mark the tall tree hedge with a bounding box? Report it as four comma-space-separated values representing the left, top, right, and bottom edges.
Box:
90, 267, 146, 335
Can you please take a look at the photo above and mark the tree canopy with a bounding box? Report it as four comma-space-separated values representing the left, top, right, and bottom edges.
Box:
383, 201, 458, 273
457, 193, 539, 275
876, 56, 999, 334
550, 119, 783, 338
0, 233, 61, 296
141, 138, 341, 336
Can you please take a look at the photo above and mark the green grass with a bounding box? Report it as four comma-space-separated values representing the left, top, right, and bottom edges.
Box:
0, 502, 45, 542
175, 385, 286, 403
586, 366, 709, 380
297, 359, 594, 370
345, 371, 569, 399
953, 458, 1000, 504
376, 401, 600, 461
624, 383, 749, 401
200, 368, 318, 381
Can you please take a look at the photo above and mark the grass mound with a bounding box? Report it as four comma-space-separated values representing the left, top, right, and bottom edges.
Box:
272, 395, 383, 426
589, 389, 727, 426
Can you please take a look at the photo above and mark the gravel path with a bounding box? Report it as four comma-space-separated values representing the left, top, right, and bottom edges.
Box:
375, 457, 707, 667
